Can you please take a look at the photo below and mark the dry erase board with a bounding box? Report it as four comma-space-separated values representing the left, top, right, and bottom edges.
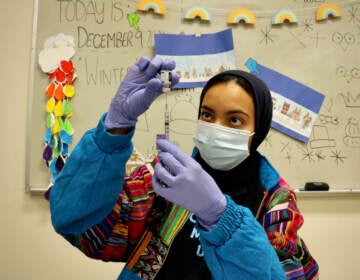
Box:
27, 0, 360, 193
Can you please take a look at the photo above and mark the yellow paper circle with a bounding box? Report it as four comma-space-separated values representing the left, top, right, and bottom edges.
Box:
63, 84, 75, 98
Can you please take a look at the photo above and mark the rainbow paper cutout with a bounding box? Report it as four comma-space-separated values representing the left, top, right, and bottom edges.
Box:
184, 5, 211, 21
316, 3, 342, 21
137, 0, 166, 15
227, 8, 256, 24
272, 8, 299, 25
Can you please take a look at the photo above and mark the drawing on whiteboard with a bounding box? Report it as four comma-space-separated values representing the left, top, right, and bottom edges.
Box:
300, 145, 315, 163
332, 32, 356, 51
340, 91, 360, 108
259, 26, 276, 45
298, 145, 347, 164
137, 113, 151, 132
278, 141, 292, 163
329, 150, 347, 165
280, 141, 291, 153
347, 6, 360, 24
343, 117, 360, 147
169, 90, 198, 135
284, 152, 292, 164
336, 66, 360, 83
318, 114, 339, 125
287, 31, 307, 48
321, 98, 334, 113
300, 19, 314, 32
314, 150, 326, 161
309, 32, 327, 48
309, 125, 336, 149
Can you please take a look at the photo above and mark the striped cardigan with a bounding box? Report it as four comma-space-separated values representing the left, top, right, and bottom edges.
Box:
61, 164, 318, 279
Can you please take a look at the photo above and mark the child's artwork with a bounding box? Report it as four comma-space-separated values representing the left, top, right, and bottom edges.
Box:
38, 33, 77, 185
155, 29, 236, 88
246, 58, 325, 142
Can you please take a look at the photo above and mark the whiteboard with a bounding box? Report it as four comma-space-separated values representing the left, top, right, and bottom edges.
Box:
26, 0, 360, 193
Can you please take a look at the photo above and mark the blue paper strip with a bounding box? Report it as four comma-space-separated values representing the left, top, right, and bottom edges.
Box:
246, 58, 325, 142
155, 29, 234, 56
155, 29, 236, 88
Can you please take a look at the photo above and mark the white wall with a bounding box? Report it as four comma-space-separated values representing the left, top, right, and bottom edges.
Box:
0, 1, 359, 279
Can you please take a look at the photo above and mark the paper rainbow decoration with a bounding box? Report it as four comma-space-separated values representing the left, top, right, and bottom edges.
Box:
227, 8, 256, 24
137, 0, 166, 15
271, 8, 299, 25
316, 3, 342, 21
183, 5, 211, 21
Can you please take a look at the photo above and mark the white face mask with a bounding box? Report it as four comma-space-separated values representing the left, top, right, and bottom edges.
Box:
192, 120, 254, 171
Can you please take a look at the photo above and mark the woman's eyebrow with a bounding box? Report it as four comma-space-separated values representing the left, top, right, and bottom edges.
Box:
201, 105, 250, 118
200, 105, 215, 112
226, 109, 250, 118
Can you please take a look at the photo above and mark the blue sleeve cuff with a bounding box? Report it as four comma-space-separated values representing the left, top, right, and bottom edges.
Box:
198, 196, 253, 246
95, 114, 135, 153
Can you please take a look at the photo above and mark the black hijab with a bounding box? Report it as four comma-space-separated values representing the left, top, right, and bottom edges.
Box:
195, 70, 273, 215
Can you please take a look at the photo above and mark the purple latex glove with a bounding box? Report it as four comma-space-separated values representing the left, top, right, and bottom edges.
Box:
153, 139, 227, 230
105, 56, 179, 129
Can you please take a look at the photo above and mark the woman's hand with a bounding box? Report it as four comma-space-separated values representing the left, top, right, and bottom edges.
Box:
153, 139, 227, 230
105, 56, 179, 130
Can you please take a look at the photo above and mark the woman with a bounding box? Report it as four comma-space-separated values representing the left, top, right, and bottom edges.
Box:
50, 56, 319, 279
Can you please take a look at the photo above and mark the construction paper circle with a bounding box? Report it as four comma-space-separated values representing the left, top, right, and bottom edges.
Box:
60, 60, 74, 74
63, 84, 75, 98
55, 69, 66, 83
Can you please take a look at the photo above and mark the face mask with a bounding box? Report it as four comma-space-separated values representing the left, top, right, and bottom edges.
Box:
192, 120, 254, 171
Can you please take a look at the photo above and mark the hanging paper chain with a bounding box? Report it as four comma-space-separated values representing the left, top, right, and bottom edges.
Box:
42, 60, 76, 183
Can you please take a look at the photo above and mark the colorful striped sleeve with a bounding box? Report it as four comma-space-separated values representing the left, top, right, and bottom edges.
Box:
63, 165, 161, 262
259, 178, 319, 280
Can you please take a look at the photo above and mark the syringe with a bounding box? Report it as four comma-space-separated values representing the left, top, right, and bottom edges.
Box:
164, 101, 169, 136
156, 71, 171, 149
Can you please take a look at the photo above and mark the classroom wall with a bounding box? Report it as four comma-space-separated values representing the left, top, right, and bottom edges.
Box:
0, 1, 359, 279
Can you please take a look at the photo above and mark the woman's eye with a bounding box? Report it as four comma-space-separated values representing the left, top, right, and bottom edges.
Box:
201, 112, 212, 120
230, 117, 243, 126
